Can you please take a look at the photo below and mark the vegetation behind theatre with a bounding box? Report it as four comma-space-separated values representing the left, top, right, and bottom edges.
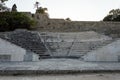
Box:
0, 12, 36, 31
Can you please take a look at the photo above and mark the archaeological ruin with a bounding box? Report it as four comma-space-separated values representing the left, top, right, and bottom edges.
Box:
0, 13, 120, 62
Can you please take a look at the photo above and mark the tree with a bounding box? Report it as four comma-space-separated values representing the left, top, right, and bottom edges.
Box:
0, 12, 36, 31
109, 9, 120, 15
36, 7, 48, 14
0, 0, 8, 3
103, 9, 120, 21
0, 0, 9, 12
66, 18, 71, 21
34, 1, 40, 9
12, 4, 17, 12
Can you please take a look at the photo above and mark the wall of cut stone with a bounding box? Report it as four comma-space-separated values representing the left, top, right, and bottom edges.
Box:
31, 14, 120, 38
1, 12, 120, 38
84, 39, 120, 62
15, 12, 120, 38
0, 38, 26, 61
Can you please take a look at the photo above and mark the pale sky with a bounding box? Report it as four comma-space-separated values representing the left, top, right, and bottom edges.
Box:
5, 0, 120, 21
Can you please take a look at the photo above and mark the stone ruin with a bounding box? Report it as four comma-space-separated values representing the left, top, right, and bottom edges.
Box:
0, 13, 120, 62
1, 29, 119, 62
32, 13, 120, 38
0, 29, 50, 59
39, 31, 113, 58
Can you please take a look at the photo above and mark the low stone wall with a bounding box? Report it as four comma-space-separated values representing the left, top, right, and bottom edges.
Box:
30, 14, 120, 38
3, 12, 120, 38
0, 70, 120, 75
36, 20, 120, 38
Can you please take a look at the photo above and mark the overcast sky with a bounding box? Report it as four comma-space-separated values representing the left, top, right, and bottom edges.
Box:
5, 0, 120, 21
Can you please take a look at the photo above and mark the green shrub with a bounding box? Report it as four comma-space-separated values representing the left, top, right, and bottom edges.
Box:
103, 9, 120, 21
0, 12, 36, 31
103, 15, 120, 21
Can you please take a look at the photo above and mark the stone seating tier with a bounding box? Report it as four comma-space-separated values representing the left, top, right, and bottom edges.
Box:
0, 30, 50, 58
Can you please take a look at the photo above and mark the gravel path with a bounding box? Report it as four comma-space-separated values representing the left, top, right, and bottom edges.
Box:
0, 73, 120, 80
0, 59, 120, 71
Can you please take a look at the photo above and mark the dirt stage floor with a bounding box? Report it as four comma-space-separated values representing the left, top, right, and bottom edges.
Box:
0, 73, 120, 80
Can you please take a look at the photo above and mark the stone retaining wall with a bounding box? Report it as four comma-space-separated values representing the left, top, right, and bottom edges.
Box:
32, 14, 120, 38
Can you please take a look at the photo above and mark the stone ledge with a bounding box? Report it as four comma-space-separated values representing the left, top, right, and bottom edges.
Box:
0, 59, 120, 75
0, 70, 120, 75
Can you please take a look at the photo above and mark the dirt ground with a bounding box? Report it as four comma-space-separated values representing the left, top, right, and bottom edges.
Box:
0, 73, 120, 80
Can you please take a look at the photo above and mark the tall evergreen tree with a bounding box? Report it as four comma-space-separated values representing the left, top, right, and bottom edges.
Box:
12, 4, 17, 12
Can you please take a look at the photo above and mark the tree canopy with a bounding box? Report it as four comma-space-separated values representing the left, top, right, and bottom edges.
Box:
0, 12, 36, 31
0, 0, 8, 3
0, 0, 9, 12
34, 1, 40, 9
66, 18, 71, 21
12, 4, 17, 12
103, 9, 120, 21
36, 7, 48, 14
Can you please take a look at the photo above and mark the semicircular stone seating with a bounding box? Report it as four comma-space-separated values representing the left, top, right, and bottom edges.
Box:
0, 29, 50, 59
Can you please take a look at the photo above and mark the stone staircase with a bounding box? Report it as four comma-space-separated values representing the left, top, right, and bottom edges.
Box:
0, 30, 50, 59
0, 30, 114, 59
68, 40, 114, 57
44, 40, 113, 58
39, 31, 113, 58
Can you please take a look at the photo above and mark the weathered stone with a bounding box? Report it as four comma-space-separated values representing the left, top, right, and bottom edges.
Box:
39, 31, 112, 58
84, 39, 120, 62
0, 38, 26, 61
0, 29, 50, 59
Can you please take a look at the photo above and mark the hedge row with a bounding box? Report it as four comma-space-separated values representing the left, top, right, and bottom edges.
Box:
0, 12, 36, 31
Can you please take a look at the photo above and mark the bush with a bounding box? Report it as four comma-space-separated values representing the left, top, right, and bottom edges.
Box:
103, 15, 120, 21
103, 9, 120, 21
0, 12, 36, 31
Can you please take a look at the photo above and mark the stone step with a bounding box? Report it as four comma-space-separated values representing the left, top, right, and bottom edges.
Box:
0, 30, 50, 57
